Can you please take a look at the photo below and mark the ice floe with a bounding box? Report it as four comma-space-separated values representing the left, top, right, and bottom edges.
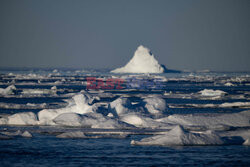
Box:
0, 85, 16, 96
0, 112, 38, 126
38, 93, 96, 125
157, 110, 250, 128
0, 130, 32, 138
143, 96, 168, 116
131, 125, 225, 146
57, 131, 86, 138
21, 88, 57, 96
108, 97, 133, 116
199, 89, 227, 97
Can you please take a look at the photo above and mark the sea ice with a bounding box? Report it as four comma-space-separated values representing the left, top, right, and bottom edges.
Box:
38, 93, 95, 125
131, 125, 224, 146
143, 96, 168, 115
219, 102, 250, 108
111, 45, 166, 73
199, 89, 227, 97
56, 131, 86, 138
157, 110, 250, 128
0, 112, 38, 125
243, 139, 250, 145
0, 85, 16, 96
53, 112, 131, 129
21, 89, 56, 95
108, 97, 133, 116
0, 130, 32, 138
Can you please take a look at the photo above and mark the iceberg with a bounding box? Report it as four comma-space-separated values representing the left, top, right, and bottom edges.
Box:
111, 45, 166, 73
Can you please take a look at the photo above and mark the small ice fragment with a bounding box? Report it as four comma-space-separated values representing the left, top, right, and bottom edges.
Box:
56, 131, 86, 138
224, 82, 235, 86
199, 89, 226, 97
21, 131, 32, 138
243, 139, 250, 145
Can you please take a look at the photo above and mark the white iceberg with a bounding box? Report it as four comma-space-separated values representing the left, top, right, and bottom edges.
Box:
131, 125, 224, 146
111, 45, 166, 73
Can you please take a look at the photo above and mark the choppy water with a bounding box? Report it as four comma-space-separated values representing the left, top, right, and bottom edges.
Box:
0, 68, 250, 166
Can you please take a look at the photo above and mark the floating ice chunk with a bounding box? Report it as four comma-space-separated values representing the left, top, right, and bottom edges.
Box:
53, 112, 131, 129
38, 93, 94, 125
53, 113, 83, 126
21, 131, 32, 138
143, 96, 167, 115
199, 89, 227, 97
21, 89, 56, 95
1, 130, 32, 138
243, 139, 250, 146
3, 112, 38, 125
120, 113, 144, 127
157, 110, 250, 128
1, 130, 22, 136
81, 112, 131, 129
224, 82, 235, 86
131, 125, 224, 146
51, 86, 57, 90
109, 98, 133, 116
120, 112, 169, 128
57, 131, 86, 138
111, 45, 166, 73
107, 113, 114, 118
219, 102, 250, 108
0, 85, 16, 95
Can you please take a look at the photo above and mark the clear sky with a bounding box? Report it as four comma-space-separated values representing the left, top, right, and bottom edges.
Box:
0, 0, 249, 71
